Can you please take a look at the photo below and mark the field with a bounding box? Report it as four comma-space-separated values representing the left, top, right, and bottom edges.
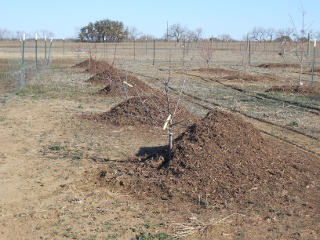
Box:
0, 40, 320, 239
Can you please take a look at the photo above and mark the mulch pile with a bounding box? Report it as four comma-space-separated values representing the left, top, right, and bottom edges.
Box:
86, 94, 195, 133
73, 58, 111, 74
74, 59, 155, 97
110, 109, 320, 212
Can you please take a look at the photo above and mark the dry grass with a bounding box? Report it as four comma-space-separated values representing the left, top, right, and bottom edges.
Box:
172, 213, 245, 238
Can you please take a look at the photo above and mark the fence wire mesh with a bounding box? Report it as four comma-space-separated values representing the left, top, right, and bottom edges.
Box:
0, 39, 52, 104
1, 39, 318, 105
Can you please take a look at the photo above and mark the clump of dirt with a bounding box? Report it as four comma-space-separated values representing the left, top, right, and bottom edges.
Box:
111, 109, 319, 213
86, 95, 195, 132
257, 63, 300, 69
267, 85, 320, 97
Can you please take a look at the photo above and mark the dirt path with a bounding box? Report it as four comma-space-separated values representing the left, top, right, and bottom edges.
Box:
0, 98, 77, 238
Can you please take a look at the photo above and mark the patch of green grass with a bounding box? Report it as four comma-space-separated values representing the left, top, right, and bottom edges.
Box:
131, 232, 173, 240
49, 145, 61, 151
107, 233, 119, 239
289, 121, 299, 127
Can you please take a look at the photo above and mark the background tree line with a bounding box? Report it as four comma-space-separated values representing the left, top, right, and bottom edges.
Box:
1, 19, 320, 42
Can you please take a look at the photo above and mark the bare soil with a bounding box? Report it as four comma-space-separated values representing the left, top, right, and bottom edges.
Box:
0, 56, 319, 240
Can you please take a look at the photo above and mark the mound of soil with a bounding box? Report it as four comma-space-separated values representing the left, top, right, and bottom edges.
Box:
112, 110, 319, 212
94, 71, 155, 97
89, 95, 195, 131
267, 85, 320, 97
73, 59, 111, 74
258, 63, 300, 69
83, 63, 156, 98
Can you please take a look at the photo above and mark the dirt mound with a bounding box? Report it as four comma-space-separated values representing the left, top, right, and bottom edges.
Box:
88, 65, 155, 97
73, 59, 113, 74
258, 63, 300, 69
267, 85, 320, 97
89, 95, 195, 131
112, 110, 319, 211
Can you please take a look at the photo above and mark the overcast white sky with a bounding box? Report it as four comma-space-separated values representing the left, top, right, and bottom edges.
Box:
1, 0, 319, 39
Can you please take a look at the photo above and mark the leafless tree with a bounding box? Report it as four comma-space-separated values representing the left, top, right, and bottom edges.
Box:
276, 28, 294, 41
250, 26, 266, 41
265, 28, 276, 42
0, 28, 11, 40
168, 23, 188, 43
218, 33, 232, 42
38, 29, 54, 39
127, 26, 142, 41
289, 4, 312, 85
199, 39, 215, 68
195, 28, 203, 42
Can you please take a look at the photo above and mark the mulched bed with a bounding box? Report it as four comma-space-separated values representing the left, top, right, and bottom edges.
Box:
257, 63, 300, 69
267, 85, 320, 97
196, 67, 278, 82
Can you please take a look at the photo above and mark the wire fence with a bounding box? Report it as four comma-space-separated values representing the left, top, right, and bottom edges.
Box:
0, 38, 53, 104
46, 40, 319, 75
1, 39, 318, 104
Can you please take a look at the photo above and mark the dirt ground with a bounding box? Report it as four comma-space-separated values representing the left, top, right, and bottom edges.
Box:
0, 54, 320, 240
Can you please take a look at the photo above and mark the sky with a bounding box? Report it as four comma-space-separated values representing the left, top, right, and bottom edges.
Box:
1, 0, 319, 40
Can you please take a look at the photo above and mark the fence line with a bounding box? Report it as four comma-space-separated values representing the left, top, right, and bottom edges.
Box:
0, 38, 53, 104
47, 40, 319, 67
1, 39, 318, 105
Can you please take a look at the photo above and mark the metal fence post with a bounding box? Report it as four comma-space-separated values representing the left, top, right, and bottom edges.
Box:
311, 39, 316, 86
134, 40, 136, 59
153, 39, 155, 65
35, 33, 38, 79
20, 33, 25, 89
44, 35, 47, 65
